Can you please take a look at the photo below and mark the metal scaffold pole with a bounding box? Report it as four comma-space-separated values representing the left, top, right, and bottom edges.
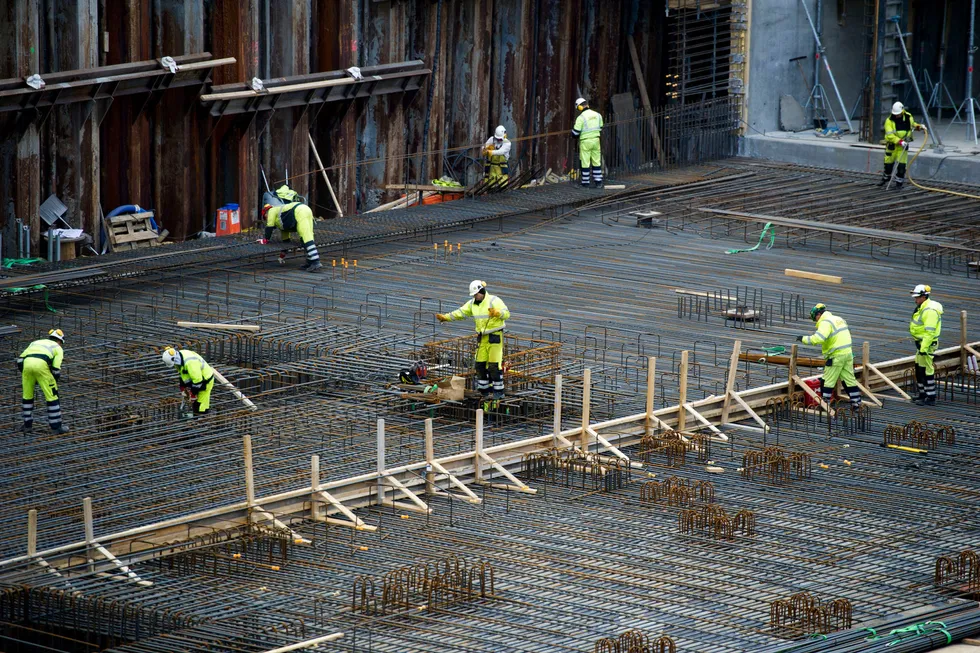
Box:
799, 0, 854, 132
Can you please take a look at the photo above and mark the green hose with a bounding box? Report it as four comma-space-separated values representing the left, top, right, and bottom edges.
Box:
726, 222, 775, 255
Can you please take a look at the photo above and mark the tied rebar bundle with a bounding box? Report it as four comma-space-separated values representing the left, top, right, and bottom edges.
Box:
0, 583, 206, 649
350, 554, 494, 615
884, 420, 956, 449
594, 628, 677, 653
639, 429, 711, 468
677, 504, 755, 541
935, 549, 980, 593
769, 592, 852, 637
741, 447, 811, 484
522, 448, 631, 492
152, 524, 293, 577
640, 476, 715, 506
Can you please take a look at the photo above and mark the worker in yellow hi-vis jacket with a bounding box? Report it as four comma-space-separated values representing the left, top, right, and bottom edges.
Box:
796, 303, 861, 410
18, 329, 69, 433
162, 347, 216, 416
435, 280, 511, 401
571, 97, 604, 188
259, 202, 322, 273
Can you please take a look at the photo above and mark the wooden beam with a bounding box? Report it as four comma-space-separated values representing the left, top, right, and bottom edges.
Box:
785, 268, 842, 284
581, 368, 592, 451
212, 368, 257, 411
176, 321, 260, 331
866, 362, 912, 400
739, 352, 824, 367
788, 344, 799, 399
682, 403, 728, 440
862, 341, 870, 389
854, 380, 883, 407
479, 451, 536, 493
424, 419, 435, 496
553, 374, 563, 446
474, 409, 484, 482
626, 35, 666, 167
309, 133, 343, 217
678, 351, 689, 431
382, 474, 431, 513
721, 341, 741, 423
729, 391, 769, 431
430, 461, 482, 503
792, 375, 836, 416
961, 310, 968, 373
645, 357, 656, 435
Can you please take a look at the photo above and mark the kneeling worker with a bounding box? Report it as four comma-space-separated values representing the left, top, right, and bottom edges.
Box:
19, 329, 69, 433
796, 303, 861, 410
162, 347, 215, 416
259, 201, 322, 272
435, 280, 511, 401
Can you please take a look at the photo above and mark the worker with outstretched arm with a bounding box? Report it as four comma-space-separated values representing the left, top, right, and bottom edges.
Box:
483, 125, 512, 181
796, 303, 861, 410
879, 101, 924, 190
259, 201, 322, 273
162, 347, 216, 416
18, 329, 69, 433
571, 97, 604, 188
909, 284, 943, 406
435, 280, 511, 403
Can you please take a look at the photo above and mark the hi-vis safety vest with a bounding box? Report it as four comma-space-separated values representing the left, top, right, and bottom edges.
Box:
573, 109, 603, 142
802, 311, 853, 358
909, 298, 943, 351
448, 293, 511, 334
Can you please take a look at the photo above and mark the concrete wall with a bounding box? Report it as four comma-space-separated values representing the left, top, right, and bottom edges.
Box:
747, 0, 866, 134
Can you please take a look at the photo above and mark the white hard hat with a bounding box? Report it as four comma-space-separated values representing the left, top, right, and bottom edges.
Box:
47, 328, 64, 343
162, 347, 182, 367
494, 125, 506, 139
891, 102, 904, 115
575, 97, 587, 109
910, 284, 931, 297
468, 279, 486, 296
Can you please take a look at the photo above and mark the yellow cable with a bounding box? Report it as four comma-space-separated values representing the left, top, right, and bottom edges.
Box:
906, 128, 980, 199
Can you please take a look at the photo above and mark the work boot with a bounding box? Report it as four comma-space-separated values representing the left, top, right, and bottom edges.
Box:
51, 425, 69, 435
894, 180, 905, 190
21, 423, 32, 433
877, 176, 889, 187
306, 261, 323, 273
595, 182, 604, 189
923, 397, 936, 406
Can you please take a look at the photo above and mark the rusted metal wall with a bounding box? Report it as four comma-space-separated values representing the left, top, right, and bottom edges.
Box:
1, 0, 671, 250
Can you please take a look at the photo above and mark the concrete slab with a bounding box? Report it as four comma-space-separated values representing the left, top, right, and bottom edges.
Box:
740, 123, 980, 185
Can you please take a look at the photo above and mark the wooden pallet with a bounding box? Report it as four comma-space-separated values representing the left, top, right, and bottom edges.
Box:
106, 212, 160, 251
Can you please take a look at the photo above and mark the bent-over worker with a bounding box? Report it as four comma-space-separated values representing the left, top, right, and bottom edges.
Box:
162, 347, 216, 416
435, 280, 511, 401
796, 303, 862, 410
18, 329, 69, 433
259, 202, 322, 273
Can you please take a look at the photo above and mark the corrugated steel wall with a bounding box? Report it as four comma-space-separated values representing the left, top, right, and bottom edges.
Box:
0, 0, 669, 253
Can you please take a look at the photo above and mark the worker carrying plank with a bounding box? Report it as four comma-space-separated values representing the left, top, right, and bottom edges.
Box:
795, 303, 861, 410
17, 329, 69, 434
909, 284, 943, 406
483, 125, 511, 181
879, 102, 924, 190
571, 97, 604, 188
435, 280, 511, 403
258, 201, 322, 273
162, 347, 215, 417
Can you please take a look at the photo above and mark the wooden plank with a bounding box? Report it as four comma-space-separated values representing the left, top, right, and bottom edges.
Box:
384, 184, 465, 192
785, 268, 843, 284
644, 358, 656, 435
854, 380, 883, 407
177, 321, 261, 332
674, 288, 737, 301
792, 375, 836, 416
626, 35, 666, 167
678, 351, 689, 430
112, 232, 159, 245
721, 341, 741, 423
866, 363, 912, 400
108, 212, 154, 223
739, 352, 824, 367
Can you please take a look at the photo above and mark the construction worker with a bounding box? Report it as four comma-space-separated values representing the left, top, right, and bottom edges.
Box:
259, 201, 322, 272
909, 284, 943, 406
162, 347, 215, 416
483, 125, 511, 181
796, 303, 861, 410
17, 329, 69, 433
435, 280, 511, 401
879, 101, 924, 190
571, 97, 604, 188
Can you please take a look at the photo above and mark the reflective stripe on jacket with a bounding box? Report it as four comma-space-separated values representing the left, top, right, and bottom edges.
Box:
448, 293, 511, 334
178, 350, 214, 391
572, 109, 603, 141
19, 339, 64, 371
909, 298, 943, 350
802, 311, 853, 358
884, 111, 918, 146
